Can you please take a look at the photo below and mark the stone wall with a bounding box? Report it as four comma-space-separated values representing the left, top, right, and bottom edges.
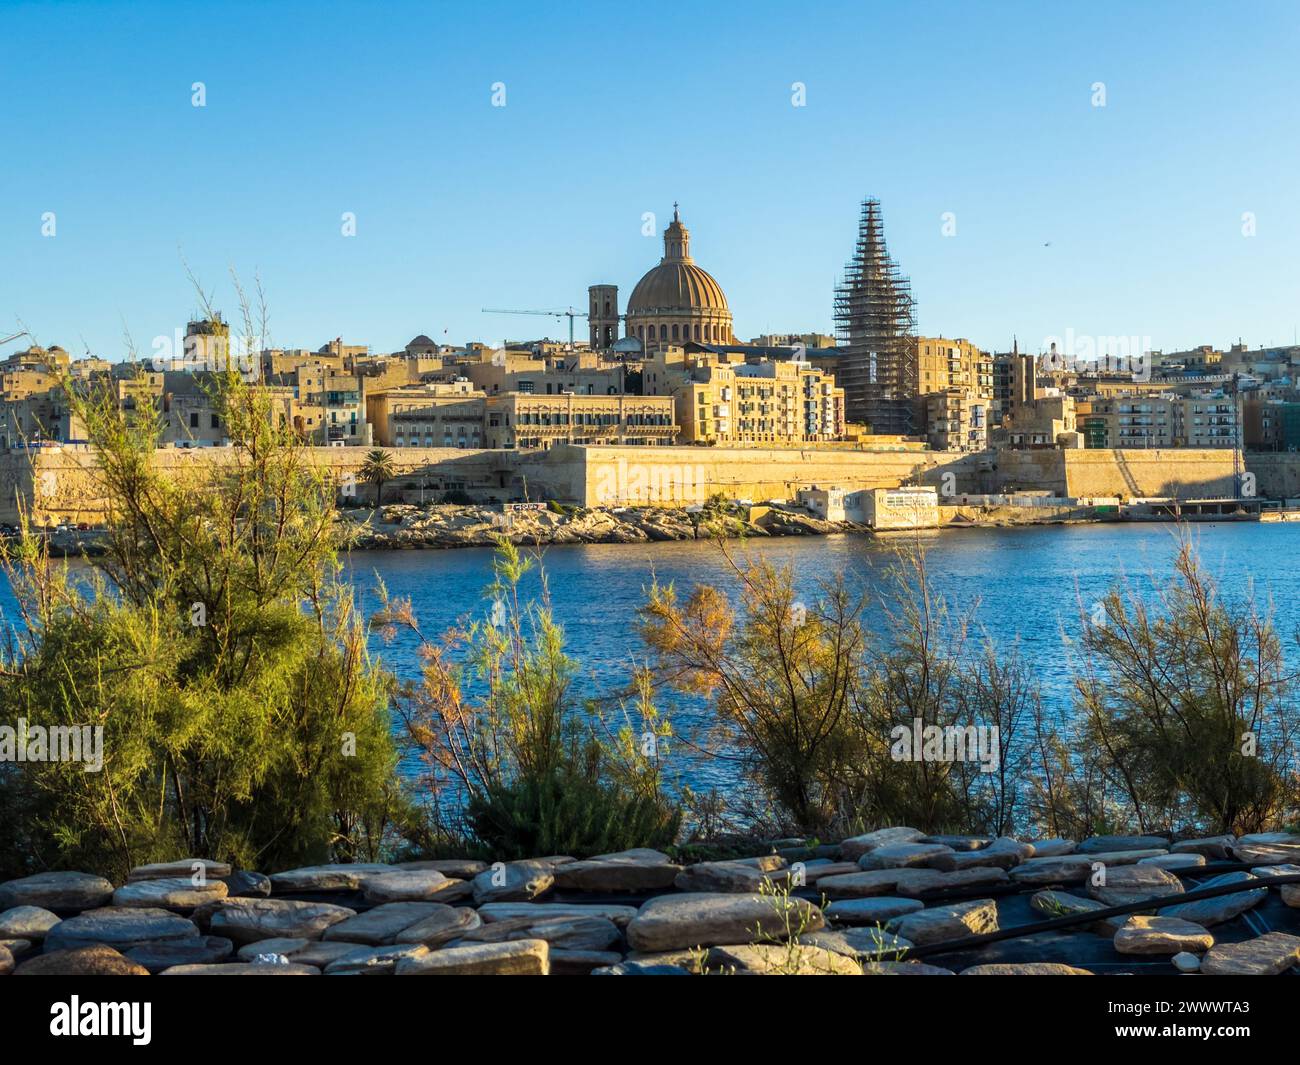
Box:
997, 448, 1239, 501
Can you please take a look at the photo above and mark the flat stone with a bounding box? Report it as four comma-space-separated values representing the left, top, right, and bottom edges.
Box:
396, 937, 550, 975
276, 941, 358, 968
0, 905, 61, 940
886, 899, 998, 946
0, 946, 11, 975
46, 906, 199, 952
358, 870, 451, 904
799, 862, 859, 882
127, 859, 231, 882
1171, 835, 1235, 860
921, 835, 993, 851
1010, 856, 1095, 885
125, 935, 235, 973
1028, 890, 1123, 932
728, 855, 788, 871
323, 943, 429, 975
0, 871, 114, 912
221, 871, 271, 898
453, 914, 620, 952
839, 827, 925, 861
1076, 835, 1169, 854
471, 860, 555, 905
208, 898, 356, 945
1200, 932, 1300, 975
269, 863, 395, 893
1158, 872, 1267, 926
706, 942, 862, 975
858, 843, 955, 870
861, 960, 955, 975
14, 944, 150, 975
1233, 834, 1300, 865
1248, 863, 1300, 880
160, 962, 319, 975
1114, 915, 1213, 955
477, 901, 639, 926
1026, 839, 1077, 857
396, 858, 488, 879
550, 949, 625, 975
796, 928, 912, 959
113, 876, 229, 910
1137, 853, 1206, 870
928, 838, 1032, 872
554, 854, 683, 893
674, 861, 789, 893
961, 962, 1092, 975
1083, 848, 1170, 866
392, 904, 481, 946
1088, 865, 1184, 907
818, 867, 1008, 899
323, 901, 450, 945
626, 892, 825, 952
624, 948, 706, 972
1173, 951, 1201, 972
823, 897, 925, 925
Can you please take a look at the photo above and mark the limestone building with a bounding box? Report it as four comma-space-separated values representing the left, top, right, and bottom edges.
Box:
624, 206, 734, 353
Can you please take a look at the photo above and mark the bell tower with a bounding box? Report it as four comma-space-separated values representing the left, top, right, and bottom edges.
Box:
588, 284, 618, 350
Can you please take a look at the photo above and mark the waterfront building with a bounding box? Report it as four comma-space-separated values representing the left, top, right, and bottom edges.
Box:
483, 393, 676, 450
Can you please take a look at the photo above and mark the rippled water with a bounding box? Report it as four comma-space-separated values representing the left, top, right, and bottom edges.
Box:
5, 523, 1297, 795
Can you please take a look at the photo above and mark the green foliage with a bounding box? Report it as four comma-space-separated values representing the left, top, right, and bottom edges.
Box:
441, 489, 474, 506
361, 449, 396, 506
0, 285, 405, 881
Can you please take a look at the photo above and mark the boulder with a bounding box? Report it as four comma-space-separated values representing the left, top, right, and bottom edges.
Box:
857, 843, 955, 871
273, 941, 358, 968
626, 892, 824, 953
395, 938, 550, 975
236, 937, 309, 960
45, 906, 199, 952
839, 827, 925, 862
1172, 951, 1201, 972
124, 935, 235, 973
112, 876, 229, 911
0, 905, 60, 941
1232, 833, 1300, 865
453, 914, 620, 952
706, 942, 862, 975
268, 863, 395, 893
818, 867, 1007, 899
221, 871, 272, 898
796, 928, 912, 959
823, 897, 924, 925
396, 858, 488, 880
553, 853, 682, 893
0, 871, 114, 912
358, 869, 454, 904
961, 962, 1092, 975
674, 861, 789, 893
323, 943, 430, 975
886, 899, 998, 946
477, 902, 638, 926
1158, 872, 1268, 926
550, 949, 625, 975
593, 960, 691, 975
127, 859, 231, 883
1, 938, 32, 960
1076, 835, 1169, 854
1025, 839, 1077, 857
1136, 853, 1206, 870
0, 946, 10, 976
799, 862, 859, 883
1200, 932, 1300, 976
861, 960, 955, 975
15, 944, 149, 976
928, 838, 1032, 872
471, 860, 554, 905
921, 835, 993, 851
323, 901, 451, 946
1028, 890, 1123, 933
1007, 856, 1095, 885
1171, 835, 1235, 860
1087, 865, 1184, 908
207, 898, 356, 945
395, 904, 481, 946
1113, 915, 1213, 955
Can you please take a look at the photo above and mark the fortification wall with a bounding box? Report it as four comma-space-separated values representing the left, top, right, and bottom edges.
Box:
995, 448, 1239, 501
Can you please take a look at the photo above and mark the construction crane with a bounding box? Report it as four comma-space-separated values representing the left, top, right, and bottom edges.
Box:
481, 308, 589, 349
0, 330, 29, 347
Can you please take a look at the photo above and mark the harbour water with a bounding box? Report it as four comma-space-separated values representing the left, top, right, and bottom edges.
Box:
4, 522, 1297, 794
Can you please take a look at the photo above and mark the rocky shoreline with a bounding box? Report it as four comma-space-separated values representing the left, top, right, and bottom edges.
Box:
3, 830, 1297, 976
343, 502, 865, 550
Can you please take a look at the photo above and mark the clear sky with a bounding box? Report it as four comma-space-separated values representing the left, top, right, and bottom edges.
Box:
2, 0, 1298, 360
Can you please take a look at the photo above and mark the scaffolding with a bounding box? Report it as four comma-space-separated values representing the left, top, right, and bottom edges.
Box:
834, 199, 918, 434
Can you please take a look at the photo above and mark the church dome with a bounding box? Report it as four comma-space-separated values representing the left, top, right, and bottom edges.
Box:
625, 206, 734, 349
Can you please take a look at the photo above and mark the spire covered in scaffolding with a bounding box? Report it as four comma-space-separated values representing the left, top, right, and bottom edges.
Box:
833, 199, 917, 433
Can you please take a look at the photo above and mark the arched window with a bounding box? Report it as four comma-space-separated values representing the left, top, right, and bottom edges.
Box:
659, 324, 667, 340
671, 325, 679, 340
693, 324, 701, 340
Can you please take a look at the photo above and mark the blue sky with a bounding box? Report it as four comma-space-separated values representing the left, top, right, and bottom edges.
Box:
2, 0, 1298, 359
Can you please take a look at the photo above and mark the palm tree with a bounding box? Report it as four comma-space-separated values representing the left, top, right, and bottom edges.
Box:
361, 449, 396, 507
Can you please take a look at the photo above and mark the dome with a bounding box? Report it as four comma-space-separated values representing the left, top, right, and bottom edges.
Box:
627, 260, 729, 314
624, 205, 734, 350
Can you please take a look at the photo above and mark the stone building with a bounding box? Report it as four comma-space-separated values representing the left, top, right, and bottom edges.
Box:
484, 393, 676, 450
623, 206, 734, 353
